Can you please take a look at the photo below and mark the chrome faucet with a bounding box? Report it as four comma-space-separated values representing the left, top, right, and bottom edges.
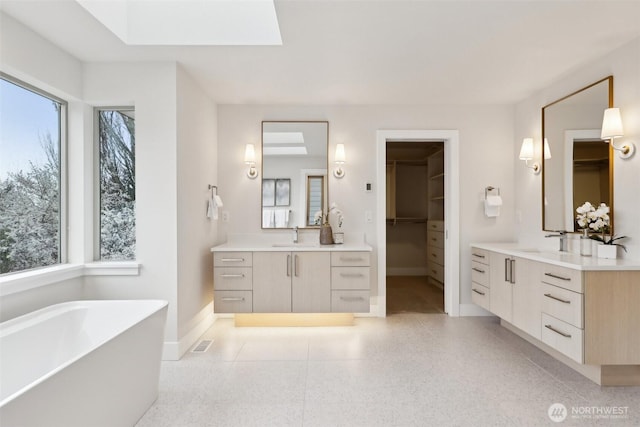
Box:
293, 226, 299, 244
545, 231, 568, 252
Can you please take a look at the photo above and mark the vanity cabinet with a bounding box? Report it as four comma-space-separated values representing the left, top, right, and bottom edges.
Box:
470, 248, 490, 311
471, 243, 640, 385
330, 251, 371, 313
213, 252, 253, 313
253, 251, 331, 313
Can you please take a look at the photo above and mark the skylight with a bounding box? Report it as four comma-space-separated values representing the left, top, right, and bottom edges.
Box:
263, 132, 304, 145
76, 0, 282, 46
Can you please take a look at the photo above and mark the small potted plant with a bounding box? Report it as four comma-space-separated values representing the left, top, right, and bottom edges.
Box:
577, 202, 627, 259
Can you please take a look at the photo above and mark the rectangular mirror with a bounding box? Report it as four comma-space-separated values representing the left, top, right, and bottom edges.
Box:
542, 76, 613, 233
261, 121, 329, 229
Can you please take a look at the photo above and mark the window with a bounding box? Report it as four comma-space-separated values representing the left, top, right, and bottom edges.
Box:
0, 74, 65, 274
97, 109, 136, 260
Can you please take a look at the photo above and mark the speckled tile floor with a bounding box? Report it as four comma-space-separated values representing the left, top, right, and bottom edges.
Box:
136, 315, 640, 427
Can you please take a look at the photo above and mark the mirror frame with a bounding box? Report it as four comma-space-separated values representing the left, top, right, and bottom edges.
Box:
542, 76, 614, 233
261, 120, 329, 229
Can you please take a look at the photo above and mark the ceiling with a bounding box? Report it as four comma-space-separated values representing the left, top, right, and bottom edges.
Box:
2, 0, 640, 106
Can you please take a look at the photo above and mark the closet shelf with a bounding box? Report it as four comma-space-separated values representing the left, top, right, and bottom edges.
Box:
386, 217, 428, 225
430, 196, 445, 201
429, 173, 445, 180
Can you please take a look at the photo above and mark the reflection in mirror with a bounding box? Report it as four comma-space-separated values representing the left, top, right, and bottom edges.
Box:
542, 76, 613, 233
261, 121, 328, 229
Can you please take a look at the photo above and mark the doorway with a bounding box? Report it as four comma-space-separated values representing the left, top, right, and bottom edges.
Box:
386, 141, 444, 314
375, 130, 460, 317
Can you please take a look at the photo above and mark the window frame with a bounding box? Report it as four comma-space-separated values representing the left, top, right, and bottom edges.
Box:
93, 106, 136, 261
0, 72, 68, 273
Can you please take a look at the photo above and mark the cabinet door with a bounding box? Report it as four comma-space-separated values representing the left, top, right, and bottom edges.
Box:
253, 252, 292, 313
489, 252, 512, 322
292, 252, 331, 312
512, 258, 542, 340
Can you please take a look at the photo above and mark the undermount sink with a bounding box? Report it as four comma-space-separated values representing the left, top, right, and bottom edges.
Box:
515, 248, 541, 253
271, 243, 319, 248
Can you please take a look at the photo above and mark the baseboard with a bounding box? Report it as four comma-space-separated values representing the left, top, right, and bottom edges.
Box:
386, 268, 429, 276
459, 303, 493, 317
162, 302, 215, 361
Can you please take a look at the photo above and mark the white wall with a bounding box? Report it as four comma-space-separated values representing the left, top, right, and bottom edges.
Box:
515, 37, 640, 258
176, 65, 218, 340
217, 105, 516, 307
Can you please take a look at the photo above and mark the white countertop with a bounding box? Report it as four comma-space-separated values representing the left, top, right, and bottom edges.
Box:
211, 232, 372, 253
471, 242, 640, 271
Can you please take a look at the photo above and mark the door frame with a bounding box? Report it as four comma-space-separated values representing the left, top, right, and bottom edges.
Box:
376, 130, 460, 316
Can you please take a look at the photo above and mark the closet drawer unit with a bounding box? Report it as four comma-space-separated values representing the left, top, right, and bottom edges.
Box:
331, 267, 370, 290
331, 290, 370, 313
427, 231, 445, 249
428, 262, 445, 283
540, 283, 583, 328
541, 313, 583, 363
214, 268, 253, 291
214, 291, 253, 313
331, 252, 370, 267
428, 245, 445, 266
214, 252, 253, 268
540, 265, 582, 293
471, 283, 490, 311
470, 248, 489, 265
427, 220, 444, 232
471, 260, 489, 287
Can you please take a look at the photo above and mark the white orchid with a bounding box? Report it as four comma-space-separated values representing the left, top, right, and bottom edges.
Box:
576, 201, 610, 233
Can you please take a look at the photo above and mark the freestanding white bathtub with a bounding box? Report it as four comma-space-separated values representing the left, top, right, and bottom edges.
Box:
0, 300, 168, 427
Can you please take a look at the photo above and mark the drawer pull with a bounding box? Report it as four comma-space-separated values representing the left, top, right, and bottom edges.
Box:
472, 267, 485, 274
221, 297, 245, 302
545, 324, 572, 338
340, 257, 364, 262
431, 253, 437, 257
431, 224, 437, 228
221, 274, 245, 278
544, 293, 571, 304
431, 238, 437, 242
472, 253, 485, 259
472, 288, 485, 296
340, 296, 365, 302
221, 258, 245, 262
340, 273, 364, 278
431, 270, 437, 275
544, 272, 571, 281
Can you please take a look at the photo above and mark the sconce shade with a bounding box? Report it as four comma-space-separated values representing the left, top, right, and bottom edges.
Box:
543, 138, 551, 159
335, 143, 346, 163
244, 144, 256, 164
601, 108, 624, 140
519, 138, 534, 160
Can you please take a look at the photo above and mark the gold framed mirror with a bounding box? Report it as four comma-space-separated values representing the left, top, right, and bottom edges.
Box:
542, 76, 614, 233
261, 121, 329, 229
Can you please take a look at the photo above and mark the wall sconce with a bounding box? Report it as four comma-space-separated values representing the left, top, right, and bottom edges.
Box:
244, 144, 258, 179
601, 107, 635, 159
519, 138, 541, 174
333, 143, 345, 178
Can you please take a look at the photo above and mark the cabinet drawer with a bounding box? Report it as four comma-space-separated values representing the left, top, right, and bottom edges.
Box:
427, 231, 444, 249
214, 267, 252, 291
540, 283, 583, 328
331, 290, 370, 313
331, 252, 370, 267
214, 291, 253, 313
428, 262, 445, 283
540, 265, 582, 293
331, 267, 370, 290
470, 247, 489, 265
214, 252, 252, 267
471, 260, 489, 287
427, 245, 445, 266
427, 220, 444, 232
471, 283, 490, 311
541, 313, 583, 363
